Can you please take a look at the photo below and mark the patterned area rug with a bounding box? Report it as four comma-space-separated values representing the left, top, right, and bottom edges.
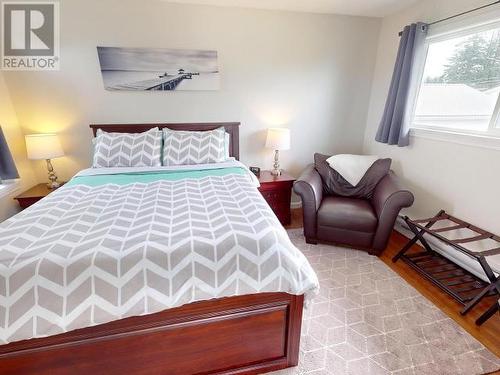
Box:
272, 229, 500, 375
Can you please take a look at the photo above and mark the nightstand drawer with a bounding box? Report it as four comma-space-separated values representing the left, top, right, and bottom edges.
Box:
265, 201, 291, 225
14, 183, 65, 210
257, 171, 294, 226
17, 196, 44, 210
260, 190, 288, 204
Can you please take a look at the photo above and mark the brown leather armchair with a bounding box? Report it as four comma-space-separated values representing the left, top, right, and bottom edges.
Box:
293, 165, 414, 256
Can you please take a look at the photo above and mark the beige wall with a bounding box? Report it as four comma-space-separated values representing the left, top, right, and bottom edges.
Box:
4, 0, 497, 231
4, 0, 381, 185
0, 71, 36, 221
363, 0, 500, 233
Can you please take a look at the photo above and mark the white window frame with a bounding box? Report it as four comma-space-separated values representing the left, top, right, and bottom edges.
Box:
410, 7, 500, 145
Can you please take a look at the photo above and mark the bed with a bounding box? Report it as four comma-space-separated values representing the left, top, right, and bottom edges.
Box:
0, 122, 318, 375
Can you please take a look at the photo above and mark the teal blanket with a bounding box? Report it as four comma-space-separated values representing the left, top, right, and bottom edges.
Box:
66, 167, 247, 187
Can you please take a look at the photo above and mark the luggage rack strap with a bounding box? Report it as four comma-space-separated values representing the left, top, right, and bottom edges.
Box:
408, 212, 500, 259
477, 247, 500, 257
451, 233, 491, 244
411, 214, 449, 225
432, 224, 466, 233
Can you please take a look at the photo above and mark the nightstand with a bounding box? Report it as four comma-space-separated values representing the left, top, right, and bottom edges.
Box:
258, 171, 295, 225
14, 183, 65, 210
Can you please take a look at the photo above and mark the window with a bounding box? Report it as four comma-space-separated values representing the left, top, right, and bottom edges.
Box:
412, 18, 500, 137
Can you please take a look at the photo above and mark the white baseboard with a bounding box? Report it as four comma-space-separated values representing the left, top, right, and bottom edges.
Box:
0, 180, 21, 199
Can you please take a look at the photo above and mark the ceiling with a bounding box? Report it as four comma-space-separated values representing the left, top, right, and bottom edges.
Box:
160, 0, 421, 17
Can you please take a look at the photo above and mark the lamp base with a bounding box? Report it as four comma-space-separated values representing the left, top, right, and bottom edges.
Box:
47, 181, 61, 189
271, 149, 282, 176
46, 159, 60, 189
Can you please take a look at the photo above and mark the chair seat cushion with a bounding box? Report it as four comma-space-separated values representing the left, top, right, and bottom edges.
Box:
317, 196, 377, 233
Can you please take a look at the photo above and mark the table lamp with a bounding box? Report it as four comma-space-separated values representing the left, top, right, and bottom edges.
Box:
265, 128, 290, 176
25, 133, 64, 189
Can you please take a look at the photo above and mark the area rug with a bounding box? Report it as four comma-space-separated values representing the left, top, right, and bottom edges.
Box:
272, 229, 500, 375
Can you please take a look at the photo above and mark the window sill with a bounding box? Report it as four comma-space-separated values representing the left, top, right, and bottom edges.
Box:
0, 180, 21, 199
410, 128, 500, 151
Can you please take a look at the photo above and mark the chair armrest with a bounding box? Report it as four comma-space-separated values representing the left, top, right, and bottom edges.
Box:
371, 171, 414, 253
293, 165, 323, 241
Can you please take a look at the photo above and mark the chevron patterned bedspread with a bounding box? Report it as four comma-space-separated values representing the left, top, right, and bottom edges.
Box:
0, 165, 318, 344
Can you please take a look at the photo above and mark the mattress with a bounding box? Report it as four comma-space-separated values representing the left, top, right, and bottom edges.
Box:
0, 161, 319, 344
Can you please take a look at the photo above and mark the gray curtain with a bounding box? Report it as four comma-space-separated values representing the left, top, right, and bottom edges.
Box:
0, 126, 19, 180
376, 23, 427, 147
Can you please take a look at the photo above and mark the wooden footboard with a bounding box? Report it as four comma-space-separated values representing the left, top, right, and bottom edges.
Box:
0, 293, 303, 375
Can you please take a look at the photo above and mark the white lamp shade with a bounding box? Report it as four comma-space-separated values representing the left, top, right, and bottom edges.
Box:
25, 134, 64, 160
265, 128, 290, 150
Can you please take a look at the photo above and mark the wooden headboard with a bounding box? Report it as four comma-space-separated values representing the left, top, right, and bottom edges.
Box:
89, 122, 240, 160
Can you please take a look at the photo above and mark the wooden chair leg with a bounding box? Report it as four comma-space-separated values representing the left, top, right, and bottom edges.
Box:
305, 237, 317, 245
476, 300, 499, 326
461, 283, 495, 315
392, 234, 418, 262
393, 213, 440, 263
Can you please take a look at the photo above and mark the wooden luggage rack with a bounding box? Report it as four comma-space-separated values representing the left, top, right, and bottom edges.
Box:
393, 210, 500, 325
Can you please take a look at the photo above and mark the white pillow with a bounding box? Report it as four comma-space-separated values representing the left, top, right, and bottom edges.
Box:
326, 154, 379, 186
162, 127, 226, 166
93, 128, 162, 168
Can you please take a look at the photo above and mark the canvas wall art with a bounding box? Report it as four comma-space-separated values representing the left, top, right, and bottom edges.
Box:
97, 47, 220, 91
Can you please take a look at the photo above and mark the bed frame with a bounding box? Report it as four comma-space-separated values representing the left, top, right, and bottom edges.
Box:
0, 122, 304, 375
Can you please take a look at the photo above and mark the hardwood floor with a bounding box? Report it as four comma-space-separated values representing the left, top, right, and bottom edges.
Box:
286, 208, 500, 359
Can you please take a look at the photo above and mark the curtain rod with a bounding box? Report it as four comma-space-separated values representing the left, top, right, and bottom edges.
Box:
398, 0, 500, 36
